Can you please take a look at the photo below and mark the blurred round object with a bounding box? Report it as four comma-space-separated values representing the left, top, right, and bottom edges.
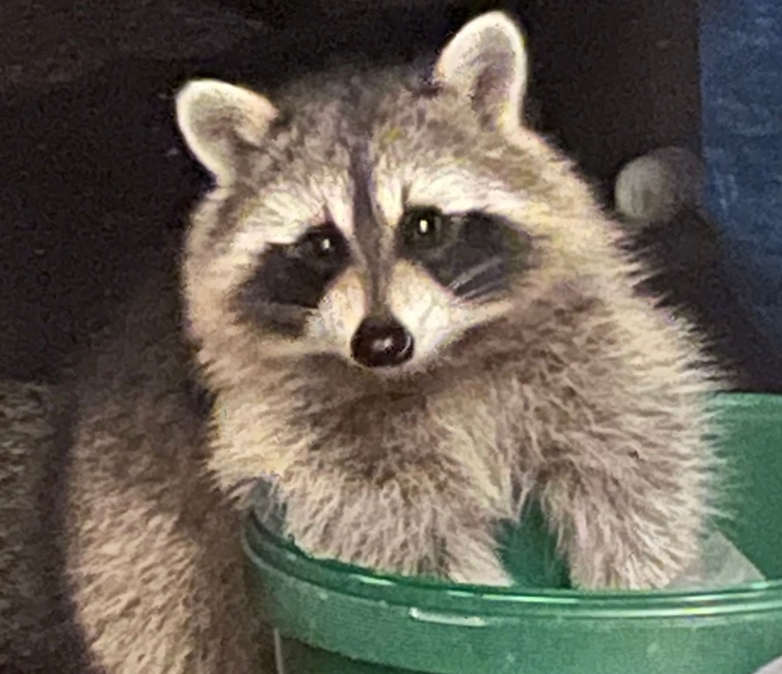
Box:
615, 146, 706, 226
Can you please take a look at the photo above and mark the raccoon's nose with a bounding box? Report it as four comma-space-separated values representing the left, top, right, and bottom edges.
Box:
350, 317, 414, 368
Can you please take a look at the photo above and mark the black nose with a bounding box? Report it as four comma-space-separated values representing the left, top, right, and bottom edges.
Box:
350, 317, 414, 368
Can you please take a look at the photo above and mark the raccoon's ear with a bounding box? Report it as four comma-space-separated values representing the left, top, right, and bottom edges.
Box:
175, 79, 278, 183
434, 11, 528, 133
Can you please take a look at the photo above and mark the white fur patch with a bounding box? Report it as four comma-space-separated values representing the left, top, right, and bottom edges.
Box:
387, 261, 509, 367
372, 170, 406, 231
228, 172, 354, 270
405, 165, 512, 214
305, 267, 368, 357
318, 172, 355, 238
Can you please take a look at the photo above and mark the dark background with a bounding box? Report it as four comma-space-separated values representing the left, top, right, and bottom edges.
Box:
0, 0, 779, 389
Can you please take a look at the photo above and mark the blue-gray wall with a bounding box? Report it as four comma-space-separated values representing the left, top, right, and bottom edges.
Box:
700, 0, 782, 337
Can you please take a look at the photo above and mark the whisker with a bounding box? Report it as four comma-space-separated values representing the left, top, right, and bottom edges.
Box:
448, 256, 505, 292
459, 281, 507, 302
419, 294, 439, 325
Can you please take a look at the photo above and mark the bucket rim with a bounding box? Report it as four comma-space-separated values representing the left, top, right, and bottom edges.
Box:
243, 516, 782, 621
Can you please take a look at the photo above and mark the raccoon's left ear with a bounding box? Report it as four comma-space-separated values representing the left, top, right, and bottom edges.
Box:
434, 11, 528, 134
175, 79, 278, 184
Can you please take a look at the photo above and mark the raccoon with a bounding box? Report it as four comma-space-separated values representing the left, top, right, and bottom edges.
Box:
57, 10, 721, 674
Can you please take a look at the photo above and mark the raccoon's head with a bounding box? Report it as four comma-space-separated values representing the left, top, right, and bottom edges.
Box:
175, 11, 618, 393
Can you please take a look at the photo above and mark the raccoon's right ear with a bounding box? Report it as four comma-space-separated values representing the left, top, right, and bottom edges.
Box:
175, 79, 278, 183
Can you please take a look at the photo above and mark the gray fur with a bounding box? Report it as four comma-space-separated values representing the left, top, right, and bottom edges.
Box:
4, 11, 723, 674
349, 142, 388, 309
0, 380, 56, 669
0, 379, 89, 673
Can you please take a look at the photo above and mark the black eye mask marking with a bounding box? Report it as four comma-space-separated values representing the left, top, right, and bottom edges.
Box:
398, 207, 536, 301
234, 222, 351, 337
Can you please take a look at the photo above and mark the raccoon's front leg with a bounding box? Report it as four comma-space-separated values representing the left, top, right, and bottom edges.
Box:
278, 466, 512, 587
537, 442, 711, 590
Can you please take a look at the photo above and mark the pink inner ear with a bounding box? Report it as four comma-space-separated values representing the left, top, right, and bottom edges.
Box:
467, 54, 517, 129
474, 58, 508, 102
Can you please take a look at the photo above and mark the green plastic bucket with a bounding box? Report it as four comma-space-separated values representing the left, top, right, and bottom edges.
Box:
242, 393, 782, 674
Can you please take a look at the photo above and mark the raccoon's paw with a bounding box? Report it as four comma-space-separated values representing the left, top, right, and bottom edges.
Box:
541, 466, 705, 591
566, 536, 701, 592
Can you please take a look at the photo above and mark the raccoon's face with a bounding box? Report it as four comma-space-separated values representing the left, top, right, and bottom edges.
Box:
176, 12, 615, 388
235, 204, 532, 371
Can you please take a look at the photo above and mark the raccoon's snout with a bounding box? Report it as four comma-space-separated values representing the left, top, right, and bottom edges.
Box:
350, 316, 414, 368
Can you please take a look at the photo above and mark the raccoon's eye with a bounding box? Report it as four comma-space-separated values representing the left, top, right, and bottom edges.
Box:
401, 208, 449, 250
292, 223, 349, 269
